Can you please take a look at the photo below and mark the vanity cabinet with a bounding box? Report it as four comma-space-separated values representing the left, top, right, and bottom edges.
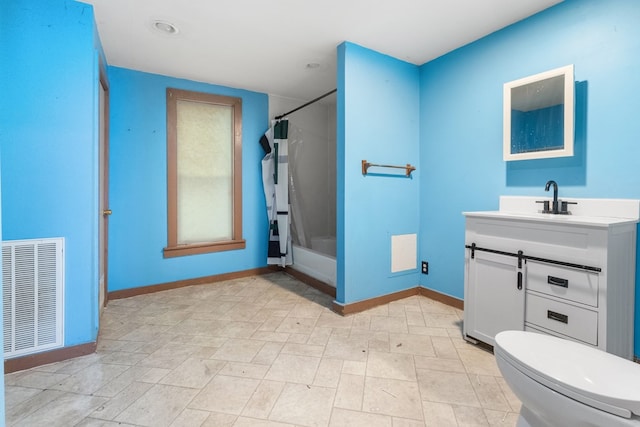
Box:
463, 198, 638, 360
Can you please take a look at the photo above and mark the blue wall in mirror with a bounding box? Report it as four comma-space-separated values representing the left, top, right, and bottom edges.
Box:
511, 104, 563, 154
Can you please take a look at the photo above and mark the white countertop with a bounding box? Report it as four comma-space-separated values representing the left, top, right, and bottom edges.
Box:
463, 196, 640, 227
463, 210, 638, 226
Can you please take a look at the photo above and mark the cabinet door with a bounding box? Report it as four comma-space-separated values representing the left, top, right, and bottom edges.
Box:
464, 250, 525, 346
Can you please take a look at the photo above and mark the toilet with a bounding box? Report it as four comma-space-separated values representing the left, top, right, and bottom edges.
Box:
494, 330, 640, 427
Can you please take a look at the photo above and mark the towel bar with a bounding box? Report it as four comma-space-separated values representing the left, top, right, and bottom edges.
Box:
361, 160, 416, 177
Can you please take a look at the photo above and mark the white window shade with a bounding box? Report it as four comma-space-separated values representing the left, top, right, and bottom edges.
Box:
176, 100, 233, 244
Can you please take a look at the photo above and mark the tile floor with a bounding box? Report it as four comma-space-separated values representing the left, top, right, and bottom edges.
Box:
4, 272, 521, 426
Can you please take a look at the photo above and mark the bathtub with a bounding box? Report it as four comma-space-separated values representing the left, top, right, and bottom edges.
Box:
291, 238, 336, 287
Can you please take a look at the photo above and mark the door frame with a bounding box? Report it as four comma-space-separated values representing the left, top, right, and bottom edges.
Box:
99, 62, 110, 309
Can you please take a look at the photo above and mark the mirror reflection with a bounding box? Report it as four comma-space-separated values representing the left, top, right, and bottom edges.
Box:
503, 65, 574, 161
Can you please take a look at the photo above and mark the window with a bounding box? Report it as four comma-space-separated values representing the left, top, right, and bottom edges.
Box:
164, 88, 244, 258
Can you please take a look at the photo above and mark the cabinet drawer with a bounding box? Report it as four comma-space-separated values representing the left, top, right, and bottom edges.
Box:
524, 324, 597, 349
525, 293, 598, 345
526, 261, 599, 307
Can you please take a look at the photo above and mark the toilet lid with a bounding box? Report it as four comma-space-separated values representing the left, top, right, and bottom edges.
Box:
494, 330, 640, 418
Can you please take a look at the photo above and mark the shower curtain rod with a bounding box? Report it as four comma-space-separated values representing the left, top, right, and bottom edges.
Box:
274, 88, 337, 120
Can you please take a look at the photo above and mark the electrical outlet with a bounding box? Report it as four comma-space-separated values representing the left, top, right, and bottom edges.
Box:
421, 261, 429, 274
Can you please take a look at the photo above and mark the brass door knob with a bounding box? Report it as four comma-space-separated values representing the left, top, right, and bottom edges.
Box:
102, 209, 113, 216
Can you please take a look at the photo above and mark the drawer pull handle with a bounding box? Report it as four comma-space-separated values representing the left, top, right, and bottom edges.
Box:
548, 275, 569, 288
547, 310, 568, 324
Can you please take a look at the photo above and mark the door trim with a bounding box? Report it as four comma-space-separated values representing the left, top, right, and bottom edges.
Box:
99, 65, 110, 308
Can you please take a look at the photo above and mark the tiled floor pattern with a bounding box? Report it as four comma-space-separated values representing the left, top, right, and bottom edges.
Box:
4, 272, 521, 426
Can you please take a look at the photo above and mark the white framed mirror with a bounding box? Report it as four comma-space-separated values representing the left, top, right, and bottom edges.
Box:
503, 64, 574, 161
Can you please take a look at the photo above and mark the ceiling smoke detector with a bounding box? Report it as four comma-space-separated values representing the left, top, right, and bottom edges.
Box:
152, 20, 179, 35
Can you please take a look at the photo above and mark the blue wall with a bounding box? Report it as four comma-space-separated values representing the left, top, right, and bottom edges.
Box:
0, 0, 101, 347
418, 0, 640, 355
107, 67, 269, 291
337, 42, 420, 304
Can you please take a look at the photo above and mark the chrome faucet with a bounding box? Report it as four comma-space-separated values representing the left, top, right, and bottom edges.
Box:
545, 180, 559, 214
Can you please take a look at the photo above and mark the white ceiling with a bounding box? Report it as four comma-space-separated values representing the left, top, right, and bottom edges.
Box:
85, 0, 562, 102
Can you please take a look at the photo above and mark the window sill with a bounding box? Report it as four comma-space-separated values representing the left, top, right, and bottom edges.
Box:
163, 239, 246, 258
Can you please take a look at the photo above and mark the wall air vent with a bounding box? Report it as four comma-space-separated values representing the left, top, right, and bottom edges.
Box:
2, 238, 64, 359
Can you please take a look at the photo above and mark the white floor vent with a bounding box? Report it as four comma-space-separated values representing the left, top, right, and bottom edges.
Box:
2, 238, 64, 359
